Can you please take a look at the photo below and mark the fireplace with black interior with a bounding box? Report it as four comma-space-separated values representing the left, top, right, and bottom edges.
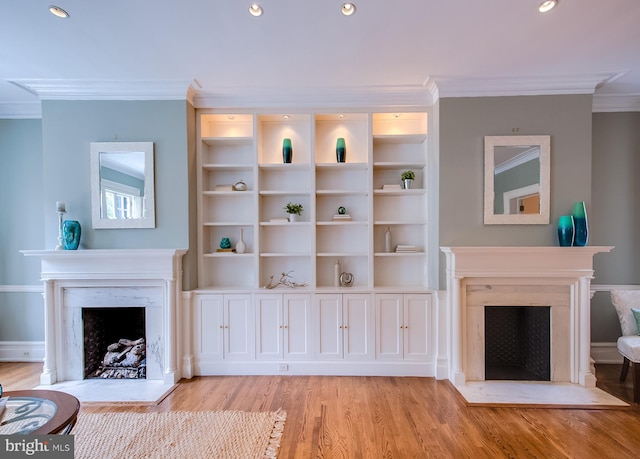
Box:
83, 307, 146, 379
484, 306, 551, 381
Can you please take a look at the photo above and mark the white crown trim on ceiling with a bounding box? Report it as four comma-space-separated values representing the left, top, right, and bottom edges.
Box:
1, 74, 639, 118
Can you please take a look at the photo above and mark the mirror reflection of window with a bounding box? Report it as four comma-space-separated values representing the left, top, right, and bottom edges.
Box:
493, 145, 541, 215
101, 179, 143, 219
98, 151, 145, 220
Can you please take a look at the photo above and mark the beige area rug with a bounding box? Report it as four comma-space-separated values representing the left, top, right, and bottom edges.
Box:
72, 410, 286, 459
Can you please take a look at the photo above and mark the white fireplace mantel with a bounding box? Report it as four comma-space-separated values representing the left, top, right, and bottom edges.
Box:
441, 246, 613, 388
22, 249, 187, 385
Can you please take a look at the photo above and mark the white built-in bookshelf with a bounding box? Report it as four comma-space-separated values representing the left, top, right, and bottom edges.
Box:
196, 111, 429, 291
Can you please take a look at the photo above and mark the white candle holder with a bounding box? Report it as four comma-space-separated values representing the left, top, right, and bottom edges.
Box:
55, 202, 66, 250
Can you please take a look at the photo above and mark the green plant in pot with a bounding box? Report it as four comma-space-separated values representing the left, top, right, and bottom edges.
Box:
284, 202, 303, 222
401, 170, 415, 189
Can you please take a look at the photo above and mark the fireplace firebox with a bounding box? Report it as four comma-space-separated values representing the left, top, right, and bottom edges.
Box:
484, 306, 550, 381
83, 307, 146, 379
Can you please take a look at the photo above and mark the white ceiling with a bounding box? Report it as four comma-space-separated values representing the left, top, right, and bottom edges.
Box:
2, 0, 640, 117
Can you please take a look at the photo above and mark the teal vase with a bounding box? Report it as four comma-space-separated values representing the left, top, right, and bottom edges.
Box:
336, 137, 346, 163
62, 220, 81, 250
282, 138, 292, 164
557, 215, 574, 247
572, 201, 588, 246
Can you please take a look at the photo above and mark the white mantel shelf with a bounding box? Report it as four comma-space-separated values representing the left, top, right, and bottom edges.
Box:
21, 249, 187, 386
21, 249, 187, 280
440, 246, 614, 278
441, 245, 614, 390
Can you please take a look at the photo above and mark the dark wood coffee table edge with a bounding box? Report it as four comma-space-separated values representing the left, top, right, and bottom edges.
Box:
3, 390, 80, 435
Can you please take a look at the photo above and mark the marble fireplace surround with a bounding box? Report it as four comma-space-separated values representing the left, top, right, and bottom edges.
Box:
22, 249, 186, 387
441, 246, 614, 390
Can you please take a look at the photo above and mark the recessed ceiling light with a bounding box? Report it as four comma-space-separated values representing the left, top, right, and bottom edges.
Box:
338, 114, 344, 119
249, 3, 263, 17
341, 3, 356, 16
283, 114, 290, 120
538, 1, 558, 13
49, 5, 69, 18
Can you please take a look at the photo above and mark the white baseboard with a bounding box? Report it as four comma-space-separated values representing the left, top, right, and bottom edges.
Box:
0, 341, 45, 362
194, 360, 436, 377
591, 342, 623, 364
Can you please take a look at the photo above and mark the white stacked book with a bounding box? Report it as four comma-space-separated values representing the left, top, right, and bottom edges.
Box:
332, 214, 352, 221
382, 184, 402, 190
395, 244, 417, 253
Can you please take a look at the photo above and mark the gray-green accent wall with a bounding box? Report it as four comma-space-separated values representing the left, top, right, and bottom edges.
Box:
41, 100, 191, 251
0, 119, 45, 341
438, 95, 594, 286
590, 112, 640, 341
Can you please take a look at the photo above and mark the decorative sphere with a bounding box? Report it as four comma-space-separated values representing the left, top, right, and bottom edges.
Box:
338, 206, 346, 215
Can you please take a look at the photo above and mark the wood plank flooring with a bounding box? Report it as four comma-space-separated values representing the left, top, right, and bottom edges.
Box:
2, 362, 640, 458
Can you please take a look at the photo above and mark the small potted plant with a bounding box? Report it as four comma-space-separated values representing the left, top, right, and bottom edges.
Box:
401, 170, 415, 189
284, 202, 303, 222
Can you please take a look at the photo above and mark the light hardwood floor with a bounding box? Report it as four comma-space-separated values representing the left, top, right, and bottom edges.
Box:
2, 362, 640, 458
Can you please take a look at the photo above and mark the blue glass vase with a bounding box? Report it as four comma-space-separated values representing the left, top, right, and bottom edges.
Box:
282, 138, 292, 164
557, 215, 574, 247
336, 137, 346, 163
572, 201, 589, 247
62, 220, 81, 250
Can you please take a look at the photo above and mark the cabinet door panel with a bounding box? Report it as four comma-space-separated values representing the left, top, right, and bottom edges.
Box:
195, 295, 224, 360
404, 294, 430, 360
315, 294, 342, 359
376, 294, 402, 360
225, 295, 253, 360
343, 294, 373, 360
285, 294, 311, 359
255, 294, 283, 360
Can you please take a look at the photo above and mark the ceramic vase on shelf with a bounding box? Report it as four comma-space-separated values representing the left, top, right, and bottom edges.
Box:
384, 226, 392, 253
572, 201, 589, 246
62, 220, 81, 250
236, 228, 246, 254
336, 137, 346, 163
283, 138, 292, 164
557, 215, 574, 247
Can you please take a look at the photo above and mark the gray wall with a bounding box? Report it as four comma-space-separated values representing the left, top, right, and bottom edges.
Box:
438, 94, 593, 287
590, 112, 640, 341
41, 100, 191, 250
0, 119, 45, 341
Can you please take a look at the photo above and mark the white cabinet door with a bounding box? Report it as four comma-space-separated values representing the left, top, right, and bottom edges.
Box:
315, 294, 342, 360
403, 294, 430, 361
315, 293, 373, 360
255, 293, 311, 360
376, 294, 403, 360
284, 294, 312, 360
255, 294, 283, 360
343, 294, 374, 361
224, 294, 254, 360
194, 294, 225, 361
375, 293, 431, 361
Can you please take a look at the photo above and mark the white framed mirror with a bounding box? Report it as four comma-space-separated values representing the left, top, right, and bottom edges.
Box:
484, 135, 550, 225
90, 141, 155, 229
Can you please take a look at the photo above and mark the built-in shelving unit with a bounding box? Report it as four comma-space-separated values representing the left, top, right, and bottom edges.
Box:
196, 110, 428, 291
193, 109, 433, 377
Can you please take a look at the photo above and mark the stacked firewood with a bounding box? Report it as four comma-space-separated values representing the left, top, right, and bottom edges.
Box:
91, 337, 146, 379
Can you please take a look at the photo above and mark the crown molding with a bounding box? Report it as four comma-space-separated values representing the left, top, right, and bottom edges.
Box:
432, 73, 621, 98
191, 84, 435, 109
8, 79, 197, 104
0, 101, 42, 119
592, 94, 640, 112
